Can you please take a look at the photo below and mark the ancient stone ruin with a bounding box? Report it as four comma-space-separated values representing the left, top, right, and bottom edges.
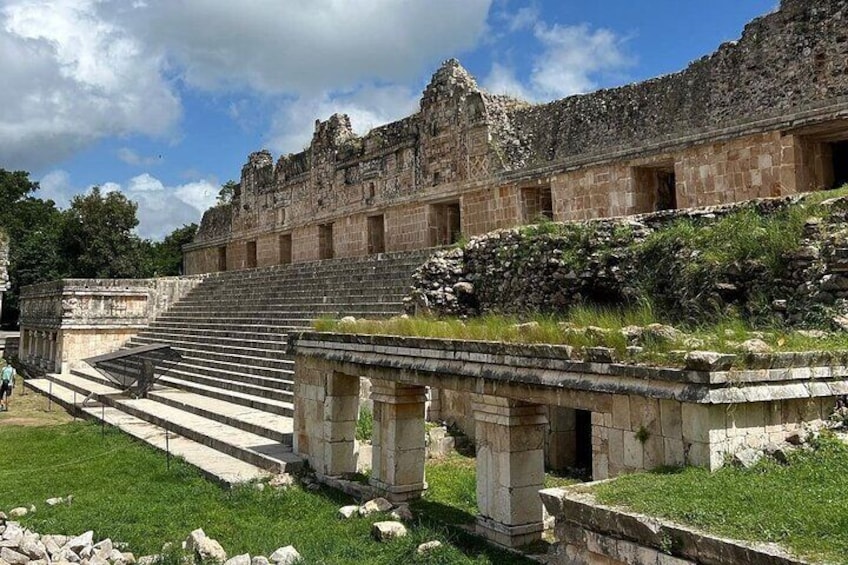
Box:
185, 0, 848, 275
13, 0, 848, 561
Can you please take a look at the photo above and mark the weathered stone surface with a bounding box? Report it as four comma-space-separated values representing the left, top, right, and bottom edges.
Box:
338, 506, 359, 519
185, 529, 226, 563
250, 556, 269, 565
390, 504, 414, 522
0, 549, 28, 565
371, 521, 407, 542
64, 532, 94, 553
684, 351, 736, 372
268, 546, 300, 565
416, 541, 442, 555
223, 553, 251, 565
6, 510, 25, 520
733, 448, 763, 469
358, 498, 392, 517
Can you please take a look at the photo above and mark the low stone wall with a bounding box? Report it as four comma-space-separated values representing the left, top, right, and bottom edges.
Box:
539, 486, 812, 564
19, 276, 206, 373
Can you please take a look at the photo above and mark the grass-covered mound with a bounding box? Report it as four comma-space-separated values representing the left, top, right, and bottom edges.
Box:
409, 188, 848, 330
0, 422, 533, 564
591, 433, 848, 564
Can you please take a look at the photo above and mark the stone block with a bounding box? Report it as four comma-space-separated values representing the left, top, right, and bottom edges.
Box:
327, 372, 359, 396
663, 438, 685, 467
659, 399, 682, 439
607, 428, 624, 469
495, 449, 545, 489
612, 395, 631, 429
623, 432, 644, 470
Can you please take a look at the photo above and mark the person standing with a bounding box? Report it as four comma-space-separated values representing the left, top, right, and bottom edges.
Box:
0, 360, 14, 412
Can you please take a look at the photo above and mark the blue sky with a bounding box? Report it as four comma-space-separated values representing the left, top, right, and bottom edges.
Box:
0, 0, 777, 240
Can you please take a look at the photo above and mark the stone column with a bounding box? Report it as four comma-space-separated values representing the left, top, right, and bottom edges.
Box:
369, 379, 427, 502
293, 362, 359, 478
473, 394, 547, 548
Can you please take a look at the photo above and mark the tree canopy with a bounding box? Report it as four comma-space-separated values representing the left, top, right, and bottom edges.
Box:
0, 169, 200, 325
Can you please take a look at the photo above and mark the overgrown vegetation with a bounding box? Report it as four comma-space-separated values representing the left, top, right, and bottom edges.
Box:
356, 407, 373, 442
0, 422, 532, 564
314, 305, 848, 365
592, 433, 848, 564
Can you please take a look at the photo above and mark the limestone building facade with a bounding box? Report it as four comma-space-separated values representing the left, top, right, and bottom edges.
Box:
184, 0, 848, 275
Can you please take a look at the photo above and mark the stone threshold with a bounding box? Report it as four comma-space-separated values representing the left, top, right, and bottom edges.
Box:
539, 484, 814, 565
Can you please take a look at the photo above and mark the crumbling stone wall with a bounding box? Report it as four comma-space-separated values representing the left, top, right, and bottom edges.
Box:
184, 0, 848, 274
406, 194, 848, 329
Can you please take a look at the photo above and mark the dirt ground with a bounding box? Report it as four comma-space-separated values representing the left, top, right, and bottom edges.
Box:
0, 375, 73, 427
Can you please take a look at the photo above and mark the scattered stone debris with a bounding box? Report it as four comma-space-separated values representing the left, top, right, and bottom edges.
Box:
416, 541, 442, 555
268, 545, 301, 565
338, 505, 359, 519
732, 448, 763, 469
371, 521, 407, 542
389, 504, 413, 522
185, 529, 227, 563
268, 474, 294, 489
358, 497, 392, 517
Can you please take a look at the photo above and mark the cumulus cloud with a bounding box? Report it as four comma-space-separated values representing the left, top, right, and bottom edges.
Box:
36, 170, 216, 240
483, 17, 633, 101
117, 148, 161, 167
124, 0, 492, 94
0, 0, 181, 171
268, 84, 421, 155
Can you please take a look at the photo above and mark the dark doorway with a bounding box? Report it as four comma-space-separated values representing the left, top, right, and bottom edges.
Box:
634, 164, 677, 212
246, 240, 257, 269
831, 141, 848, 188
429, 201, 462, 246
575, 410, 593, 474
521, 185, 554, 223
279, 233, 292, 265
319, 223, 334, 260
217, 246, 227, 272
367, 215, 386, 254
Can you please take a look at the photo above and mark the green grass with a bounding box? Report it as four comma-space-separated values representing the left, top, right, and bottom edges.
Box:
356, 407, 373, 442
592, 433, 848, 564
417, 453, 580, 527
313, 307, 848, 368
0, 422, 533, 564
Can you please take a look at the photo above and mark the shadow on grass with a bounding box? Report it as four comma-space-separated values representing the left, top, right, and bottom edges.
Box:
410, 500, 540, 565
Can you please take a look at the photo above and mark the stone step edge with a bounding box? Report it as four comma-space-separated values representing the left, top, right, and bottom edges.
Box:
107, 397, 296, 473
67, 367, 291, 443
23, 378, 281, 487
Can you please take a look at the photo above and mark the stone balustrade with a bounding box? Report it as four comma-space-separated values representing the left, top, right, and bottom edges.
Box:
18, 277, 205, 373
289, 331, 846, 548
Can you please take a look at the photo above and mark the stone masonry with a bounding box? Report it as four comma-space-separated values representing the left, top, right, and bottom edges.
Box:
290, 332, 846, 547
185, 0, 848, 275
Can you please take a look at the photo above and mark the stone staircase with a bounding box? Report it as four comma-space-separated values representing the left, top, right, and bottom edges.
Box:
25, 250, 432, 485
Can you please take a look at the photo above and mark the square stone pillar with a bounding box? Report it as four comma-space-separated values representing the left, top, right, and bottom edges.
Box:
473, 394, 547, 548
546, 406, 577, 471
293, 363, 359, 478
369, 379, 427, 501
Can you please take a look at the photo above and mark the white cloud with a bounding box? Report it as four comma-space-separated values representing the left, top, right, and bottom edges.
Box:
268, 84, 420, 155
117, 147, 161, 166
0, 0, 181, 171
125, 0, 492, 94
484, 19, 633, 101
36, 170, 216, 240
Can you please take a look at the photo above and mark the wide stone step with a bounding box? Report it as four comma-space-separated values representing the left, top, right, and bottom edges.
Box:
157, 374, 294, 417
132, 332, 290, 353
24, 378, 277, 486
136, 326, 291, 343
68, 365, 292, 443
147, 388, 292, 444
162, 363, 293, 398
148, 321, 302, 334
167, 302, 404, 314
127, 337, 295, 366
153, 315, 383, 327
106, 397, 298, 473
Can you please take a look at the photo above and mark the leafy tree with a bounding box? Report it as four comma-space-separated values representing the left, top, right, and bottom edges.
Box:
145, 223, 198, 276
59, 187, 146, 279
0, 170, 65, 324
217, 180, 238, 205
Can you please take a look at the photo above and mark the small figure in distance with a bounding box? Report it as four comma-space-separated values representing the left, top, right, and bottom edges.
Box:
0, 358, 15, 412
